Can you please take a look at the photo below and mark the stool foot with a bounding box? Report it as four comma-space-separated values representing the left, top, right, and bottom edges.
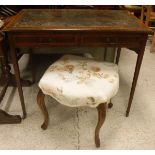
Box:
108, 102, 113, 109
41, 123, 48, 130
37, 89, 49, 130
126, 111, 129, 117
95, 103, 106, 148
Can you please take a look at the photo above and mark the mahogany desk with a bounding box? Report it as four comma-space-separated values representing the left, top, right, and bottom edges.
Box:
3, 9, 153, 119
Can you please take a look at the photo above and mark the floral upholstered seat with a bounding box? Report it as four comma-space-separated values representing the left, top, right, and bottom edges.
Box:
39, 55, 119, 108
37, 54, 119, 147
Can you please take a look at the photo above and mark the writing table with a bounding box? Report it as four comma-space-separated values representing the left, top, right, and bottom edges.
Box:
3, 9, 153, 119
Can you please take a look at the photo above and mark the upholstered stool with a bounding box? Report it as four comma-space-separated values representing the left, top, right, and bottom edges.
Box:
37, 54, 119, 147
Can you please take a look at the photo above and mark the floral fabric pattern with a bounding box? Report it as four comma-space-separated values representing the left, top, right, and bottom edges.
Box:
39, 55, 119, 108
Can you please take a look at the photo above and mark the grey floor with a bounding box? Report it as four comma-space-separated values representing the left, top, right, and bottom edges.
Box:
0, 41, 155, 150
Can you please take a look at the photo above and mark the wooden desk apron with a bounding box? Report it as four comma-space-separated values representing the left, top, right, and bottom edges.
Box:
8, 31, 145, 50
3, 9, 153, 119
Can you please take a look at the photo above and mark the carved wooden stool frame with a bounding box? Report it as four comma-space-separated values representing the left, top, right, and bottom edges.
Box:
37, 89, 113, 148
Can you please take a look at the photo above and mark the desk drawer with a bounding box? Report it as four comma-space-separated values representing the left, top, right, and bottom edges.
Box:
13, 34, 77, 47
82, 35, 141, 47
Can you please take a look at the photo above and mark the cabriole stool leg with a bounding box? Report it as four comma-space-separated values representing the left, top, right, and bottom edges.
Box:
95, 103, 106, 148
37, 89, 49, 130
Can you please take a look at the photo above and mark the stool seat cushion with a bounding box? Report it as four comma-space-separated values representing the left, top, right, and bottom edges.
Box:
39, 55, 119, 108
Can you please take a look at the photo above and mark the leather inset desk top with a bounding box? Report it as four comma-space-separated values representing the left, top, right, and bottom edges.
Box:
3, 9, 152, 34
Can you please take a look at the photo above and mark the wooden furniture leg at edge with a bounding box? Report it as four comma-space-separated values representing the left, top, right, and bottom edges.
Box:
115, 48, 121, 65
0, 39, 22, 124
126, 37, 147, 117
95, 103, 106, 148
0, 72, 21, 124
37, 89, 49, 130
0, 75, 21, 124
0, 110, 21, 124
150, 33, 155, 53
9, 35, 27, 119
